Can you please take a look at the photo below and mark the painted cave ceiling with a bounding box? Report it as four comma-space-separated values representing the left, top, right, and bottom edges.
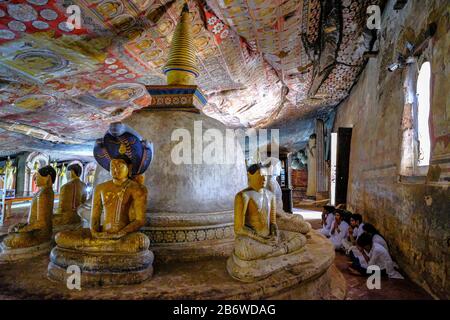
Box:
0, 0, 382, 155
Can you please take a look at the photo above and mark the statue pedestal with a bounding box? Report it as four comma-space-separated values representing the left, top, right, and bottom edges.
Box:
0, 231, 345, 299
226, 248, 313, 283
0, 241, 51, 263
47, 247, 154, 287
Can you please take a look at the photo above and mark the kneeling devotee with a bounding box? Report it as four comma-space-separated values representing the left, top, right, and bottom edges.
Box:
0, 166, 56, 262
348, 233, 404, 279
48, 122, 154, 286
319, 205, 336, 237
53, 164, 87, 229
227, 163, 310, 282
329, 209, 349, 250
342, 213, 364, 252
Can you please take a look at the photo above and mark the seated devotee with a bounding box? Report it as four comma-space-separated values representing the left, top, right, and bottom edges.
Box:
362, 223, 389, 251
342, 213, 364, 252
53, 164, 87, 228
48, 122, 154, 286
348, 233, 404, 279
226, 163, 310, 282
319, 205, 336, 237
0, 166, 56, 262
263, 157, 311, 235
329, 209, 350, 250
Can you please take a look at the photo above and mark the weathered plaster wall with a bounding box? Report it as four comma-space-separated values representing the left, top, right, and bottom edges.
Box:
333, 0, 449, 299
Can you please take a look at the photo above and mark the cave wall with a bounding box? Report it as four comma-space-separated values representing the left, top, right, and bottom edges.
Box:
333, 0, 449, 299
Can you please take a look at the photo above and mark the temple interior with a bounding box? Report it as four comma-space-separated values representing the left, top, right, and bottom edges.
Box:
0, 0, 448, 301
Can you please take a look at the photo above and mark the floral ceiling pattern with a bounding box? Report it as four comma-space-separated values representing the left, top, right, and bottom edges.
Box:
0, 0, 382, 153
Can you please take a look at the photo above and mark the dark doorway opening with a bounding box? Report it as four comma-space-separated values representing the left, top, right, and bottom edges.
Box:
335, 128, 352, 205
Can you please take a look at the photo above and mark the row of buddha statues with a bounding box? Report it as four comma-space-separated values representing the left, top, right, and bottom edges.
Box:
0, 123, 312, 285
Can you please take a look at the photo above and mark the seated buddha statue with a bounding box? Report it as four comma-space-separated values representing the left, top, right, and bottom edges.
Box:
227, 163, 310, 282
262, 157, 311, 235
0, 166, 56, 262
48, 122, 154, 286
54, 157, 149, 253
53, 164, 87, 228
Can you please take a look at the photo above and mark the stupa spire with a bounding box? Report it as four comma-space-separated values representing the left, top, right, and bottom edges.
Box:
163, 3, 199, 85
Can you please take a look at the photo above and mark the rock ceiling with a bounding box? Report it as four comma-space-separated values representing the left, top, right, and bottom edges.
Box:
0, 0, 382, 154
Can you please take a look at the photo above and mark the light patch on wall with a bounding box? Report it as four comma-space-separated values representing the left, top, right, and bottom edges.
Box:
424, 195, 432, 206
330, 132, 338, 206
416, 62, 431, 167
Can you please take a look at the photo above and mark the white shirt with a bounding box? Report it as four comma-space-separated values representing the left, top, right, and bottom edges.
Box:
325, 213, 335, 230
372, 234, 389, 251
319, 213, 335, 237
366, 243, 403, 279
352, 223, 365, 239
329, 220, 349, 249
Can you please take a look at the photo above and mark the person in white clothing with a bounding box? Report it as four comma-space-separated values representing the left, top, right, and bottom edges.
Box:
319, 205, 336, 237
329, 209, 349, 250
363, 223, 389, 251
342, 213, 364, 252
348, 233, 404, 279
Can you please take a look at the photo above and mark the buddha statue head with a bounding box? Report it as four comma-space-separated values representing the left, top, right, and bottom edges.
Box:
110, 157, 132, 181
247, 163, 270, 192
67, 164, 82, 180
35, 165, 56, 188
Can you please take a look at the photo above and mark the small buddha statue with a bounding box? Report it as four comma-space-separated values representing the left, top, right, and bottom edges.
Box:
3, 157, 17, 190
227, 163, 310, 282
53, 164, 87, 228
48, 122, 154, 286
263, 157, 311, 235
0, 166, 56, 262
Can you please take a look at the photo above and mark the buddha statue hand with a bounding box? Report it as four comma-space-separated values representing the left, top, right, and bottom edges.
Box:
92, 231, 126, 240
8, 223, 27, 233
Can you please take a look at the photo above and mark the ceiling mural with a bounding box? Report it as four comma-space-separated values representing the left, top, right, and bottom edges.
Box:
0, 0, 383, 154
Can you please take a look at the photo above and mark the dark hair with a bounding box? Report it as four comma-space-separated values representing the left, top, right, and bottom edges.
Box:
351, 213, 363, 223
38, 165, 56, 184
323, 205, 335, 213
67, 164, 82, 177
356, 232, 373, 247
343, 210, 352, 224
335, 208, 351, 222
363, 223, 379, 235
247, 163, 269, 175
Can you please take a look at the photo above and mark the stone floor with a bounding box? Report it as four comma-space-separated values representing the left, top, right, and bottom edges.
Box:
306, 216, 433, 300
0, 205, 435, 300
0, 231, 344, 300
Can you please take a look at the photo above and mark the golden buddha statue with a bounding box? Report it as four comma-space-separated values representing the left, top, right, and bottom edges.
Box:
2, 157, 17, 190
227, 163, 310, 282
54, 158, 148, 253
58, 164, 68, 189
53, 164, 87, 227
0, 166, 56, 262
48, 122, 154, 286
262, 157, 311, 235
